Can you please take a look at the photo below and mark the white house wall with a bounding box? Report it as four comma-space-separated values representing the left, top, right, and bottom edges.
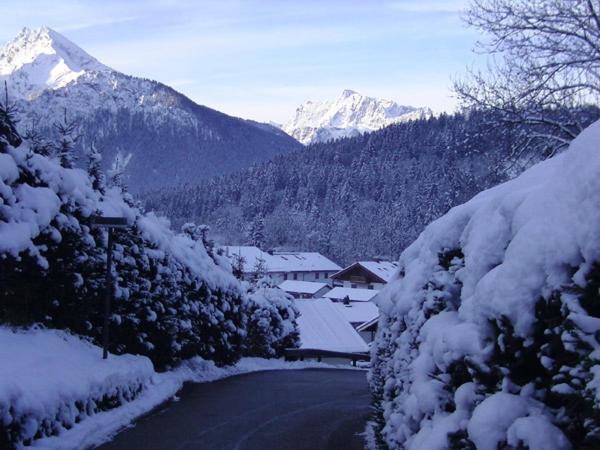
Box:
270, 271, 336, 284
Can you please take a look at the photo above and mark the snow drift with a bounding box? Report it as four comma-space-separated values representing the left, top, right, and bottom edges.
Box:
369, 120, 600, 449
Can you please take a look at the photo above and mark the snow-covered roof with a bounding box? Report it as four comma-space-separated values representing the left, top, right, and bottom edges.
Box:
222, 246, 341, 273
334, 301, 379, 325
324, 287, 379, 302
330, 260, 399, 283
357, 261, 399, 282
278, 280, 329, 295
295, 299, 369, 353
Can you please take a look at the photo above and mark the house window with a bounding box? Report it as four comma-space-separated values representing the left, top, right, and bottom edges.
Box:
315, 272, 320, 279
351, 284, 357, 288
368, 285, 374, 290
293, 273, 298, 280
283, 273, 287, 280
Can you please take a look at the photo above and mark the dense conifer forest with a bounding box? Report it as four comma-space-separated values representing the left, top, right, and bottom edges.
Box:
146, 108, 599, 264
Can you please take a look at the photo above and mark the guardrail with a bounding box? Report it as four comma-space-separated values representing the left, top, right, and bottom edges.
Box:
284, 348, 370, 366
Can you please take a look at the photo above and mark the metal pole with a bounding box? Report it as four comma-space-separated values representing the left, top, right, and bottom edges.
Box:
102, 228, 114, 359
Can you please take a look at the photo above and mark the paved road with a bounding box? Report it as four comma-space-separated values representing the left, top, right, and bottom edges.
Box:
97, 369, 370, 450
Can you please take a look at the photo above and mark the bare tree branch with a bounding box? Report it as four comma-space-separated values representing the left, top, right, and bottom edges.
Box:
455, 0, 600, 163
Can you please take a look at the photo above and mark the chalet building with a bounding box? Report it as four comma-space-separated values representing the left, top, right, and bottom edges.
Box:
222, 246, 341, 284
329, 260, 399, 290
278, 280, 330, 299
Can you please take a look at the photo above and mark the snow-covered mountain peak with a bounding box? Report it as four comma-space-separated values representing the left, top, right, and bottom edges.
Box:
282, 90, 431, 145
340, 89, 358, 98
0, 26, 110, 100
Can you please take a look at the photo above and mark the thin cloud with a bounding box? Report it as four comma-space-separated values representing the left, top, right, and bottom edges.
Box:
54, 16, 139, 32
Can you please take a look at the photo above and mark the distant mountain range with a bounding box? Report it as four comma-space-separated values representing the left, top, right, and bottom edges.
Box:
0, 27, 301, 191
281, 89, 431, 144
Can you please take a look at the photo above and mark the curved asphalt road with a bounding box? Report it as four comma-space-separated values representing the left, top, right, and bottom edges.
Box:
97, 369, 370, 450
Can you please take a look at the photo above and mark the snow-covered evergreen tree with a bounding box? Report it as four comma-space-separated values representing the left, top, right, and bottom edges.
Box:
53, 109, 80, 168
86, 142, 106, 194
247, 215, 265, 249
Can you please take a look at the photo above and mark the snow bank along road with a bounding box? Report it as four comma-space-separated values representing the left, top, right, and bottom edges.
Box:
97, 369, 369, 450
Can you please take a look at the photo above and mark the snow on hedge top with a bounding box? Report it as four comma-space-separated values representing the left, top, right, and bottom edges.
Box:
0, 138, 241, 294
379, 119, 600, 337
137, 213, 242, 294
0, 145, 97, 266
0, 326, 153, 421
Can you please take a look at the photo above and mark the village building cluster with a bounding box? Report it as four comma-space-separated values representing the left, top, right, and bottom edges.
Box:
222, 246, 399, 355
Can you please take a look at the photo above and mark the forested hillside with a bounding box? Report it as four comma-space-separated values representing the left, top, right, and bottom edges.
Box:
145, 109, 598, 264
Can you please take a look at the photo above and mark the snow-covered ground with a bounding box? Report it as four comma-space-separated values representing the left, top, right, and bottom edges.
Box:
0, 326, 349, 450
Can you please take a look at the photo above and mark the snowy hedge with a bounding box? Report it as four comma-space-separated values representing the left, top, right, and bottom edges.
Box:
0, 103, 298, 371
368, 121, 600, 449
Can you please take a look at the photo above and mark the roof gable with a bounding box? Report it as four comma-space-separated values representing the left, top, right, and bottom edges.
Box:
331, 260, 399, 283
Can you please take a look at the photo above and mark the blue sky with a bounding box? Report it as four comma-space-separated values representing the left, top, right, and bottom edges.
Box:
1, 0, 480, 122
